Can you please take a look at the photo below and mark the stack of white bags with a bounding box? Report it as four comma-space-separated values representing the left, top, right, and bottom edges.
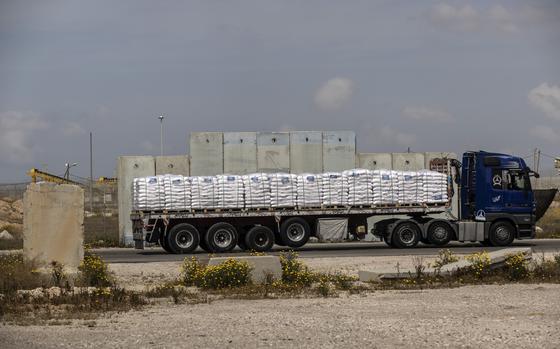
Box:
420, 171, 448, 203
320, 172, 345, 206
243, 173, 271, 208
133, 176, 165, 210
191, 176, 218, 209
372, 170, 400, 205
270, 173, 297, 207
131, 169, 450, 211
344, 169, 373, 206
297, 174, 322, 207
163, 175, 190, 210
215, 175, 244, 209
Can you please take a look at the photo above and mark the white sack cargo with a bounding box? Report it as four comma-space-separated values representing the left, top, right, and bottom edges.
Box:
398, 171, 422, 204
297, 173, 321, 207
420, 171, 448, 203
191, 176, 218, 209
215, 175, 244, 209
243, 173, 271, 208
320, 172, 345, 206
344, 169, 373, 206
270, 173, 297, 208
133, 176, 165, 210
371, 170, 400, 205
163, 175, 191, 210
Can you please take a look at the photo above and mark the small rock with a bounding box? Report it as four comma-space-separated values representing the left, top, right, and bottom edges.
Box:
0, 229, 14, 240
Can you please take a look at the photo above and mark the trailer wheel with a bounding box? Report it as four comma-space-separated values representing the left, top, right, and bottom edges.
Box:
205, 222, 238, 253
391, 222, 420, 248
245, 226, 274, 252
159, 234, 173, 253
199, 235, 213, 253
427, 222, 453, 246
488, 221, 515, 247
166, 223, 200, 254
279, 218, 311, 248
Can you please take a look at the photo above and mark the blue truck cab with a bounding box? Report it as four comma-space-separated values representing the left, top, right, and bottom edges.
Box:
461, 151, 542, 244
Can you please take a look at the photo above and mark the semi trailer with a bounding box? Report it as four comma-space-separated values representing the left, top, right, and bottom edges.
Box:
131, 150, 557, 254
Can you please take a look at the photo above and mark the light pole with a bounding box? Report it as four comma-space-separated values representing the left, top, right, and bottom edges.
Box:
64, 162, 79, 180
158, 115, 165, 156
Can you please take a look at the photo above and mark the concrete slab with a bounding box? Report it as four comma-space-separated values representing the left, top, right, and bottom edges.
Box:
257, 132, 290, 173
223, 132, 257, 175
322, 131, 356, 171
23, 183, 84, 271
208, 255, 282, 283
391, 152, 426, 171
155, 155, 190, 175
117, 155, 155, 245
190, 132, 224, 176
290, 131, 323, 173
359, 247, 533, 281
358, 153, 392, 170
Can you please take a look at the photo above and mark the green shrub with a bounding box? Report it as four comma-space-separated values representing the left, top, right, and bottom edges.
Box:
78, 250, 113, 287
279, 251, 316, 287
181, 257, 252, 289
433, 249, 459, 270
465, 251, 491, 279
504, 252, 528, 281
0, 253, 43, 294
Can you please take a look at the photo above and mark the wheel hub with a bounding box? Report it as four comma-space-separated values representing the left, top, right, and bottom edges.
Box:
214, 229, 233, 248
399, 228, 415, 244
433, 226, 447, 240
495, 226, 510, 241
175, 231, 193, 249
287, 223, 305, 242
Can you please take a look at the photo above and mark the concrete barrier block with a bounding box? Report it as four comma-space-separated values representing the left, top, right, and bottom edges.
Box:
208, 255, 282, 283
23, 183, 84, 271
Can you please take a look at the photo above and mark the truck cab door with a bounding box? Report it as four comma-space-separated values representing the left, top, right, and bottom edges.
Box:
502, 169, 533, 215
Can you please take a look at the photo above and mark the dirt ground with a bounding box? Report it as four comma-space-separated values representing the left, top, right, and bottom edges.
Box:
1, 283, 559, 348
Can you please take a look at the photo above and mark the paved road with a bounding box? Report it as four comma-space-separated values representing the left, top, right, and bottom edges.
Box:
97, 239, 560, 263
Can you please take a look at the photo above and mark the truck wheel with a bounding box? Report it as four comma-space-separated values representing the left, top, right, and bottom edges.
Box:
159, 234, 173, 253
279, 218, 310, 248
199, 235, 213, 253
427, 222, 453, 246
391, 222, 420, 248
245, 226, 274, 252
383, 235, 394, 247
166, 223, 200, 254
488, 221, 515, 247
205, 222, 238, 253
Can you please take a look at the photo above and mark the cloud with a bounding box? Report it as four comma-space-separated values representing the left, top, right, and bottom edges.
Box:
378, 126, 416, 147
528, 83, 560, 120
430, 3, 479, 32
402, 106, 453, 122
62, 121, 86, 136
314, 78, 355, 111
429, 3, 517, 33
530, 125, 559, 143
487, 4, 517, 33
0, 111, 48, 164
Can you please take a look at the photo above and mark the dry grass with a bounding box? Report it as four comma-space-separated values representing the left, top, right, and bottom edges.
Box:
537, 206, 560, 238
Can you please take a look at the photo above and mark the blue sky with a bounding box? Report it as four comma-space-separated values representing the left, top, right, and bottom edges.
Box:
1, 0, 559, 181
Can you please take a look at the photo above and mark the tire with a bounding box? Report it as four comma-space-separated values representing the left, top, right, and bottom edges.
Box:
205, 222, 238, 253
391, 222, 420, 248
159, 233, 173, 253
245, 226, 275, 252
488, 221, 515, 247
166, 223, 200, 254
383, 235, 394, 247
427, 222, 453, 246
480, 239, 492, 247
274, 231, 286, 247
279, 218, 311, 248
199, 235, 213, 253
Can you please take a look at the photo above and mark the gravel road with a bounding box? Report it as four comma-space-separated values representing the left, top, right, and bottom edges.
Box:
2, 284, 559, 348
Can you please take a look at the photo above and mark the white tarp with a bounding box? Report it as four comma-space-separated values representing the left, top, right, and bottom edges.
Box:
316, 218, 348, 242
